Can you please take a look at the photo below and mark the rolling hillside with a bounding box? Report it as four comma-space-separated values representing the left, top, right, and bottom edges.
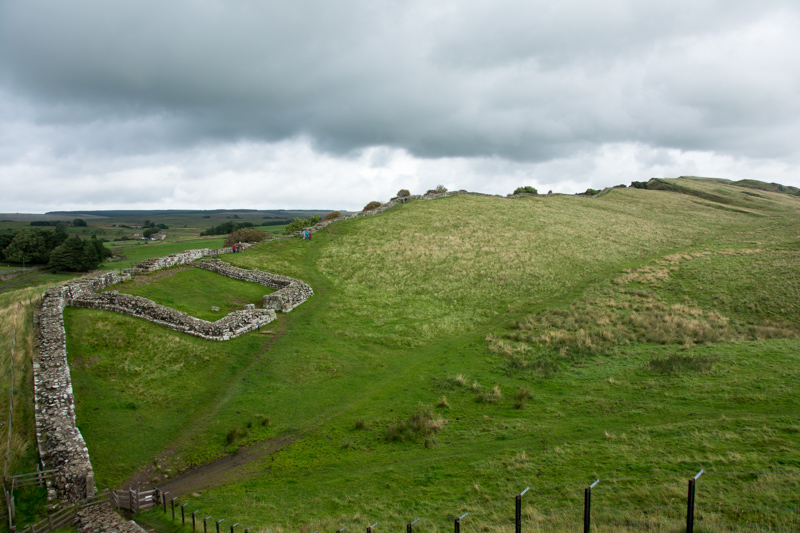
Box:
8, 178, 800, 531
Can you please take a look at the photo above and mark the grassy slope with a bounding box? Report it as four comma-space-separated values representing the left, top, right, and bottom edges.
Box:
65, 180, 800, 531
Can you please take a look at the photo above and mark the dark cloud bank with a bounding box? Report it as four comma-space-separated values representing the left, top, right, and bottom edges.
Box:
1, 0, 799, 211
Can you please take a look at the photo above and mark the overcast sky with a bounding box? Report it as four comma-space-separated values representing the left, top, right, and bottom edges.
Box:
1, 0, 799, 212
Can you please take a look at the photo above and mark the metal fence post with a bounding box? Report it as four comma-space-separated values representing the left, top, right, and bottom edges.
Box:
183, 503, 188, 525
217, 519, 225, 533
407, 518, 420, 533
367, 522, 378, 533
584, 480, 599, 533
231, 522, 239, 533
163, 491, 169, 513
204, 516, 212, 533
455, 512, 468, 533
516, 487, 529, 533
193, 510, 198, 531
686, 470, 703, 533
172, 497, 176, 521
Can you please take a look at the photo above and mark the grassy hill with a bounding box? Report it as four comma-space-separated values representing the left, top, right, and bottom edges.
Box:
7, 178, 800, 532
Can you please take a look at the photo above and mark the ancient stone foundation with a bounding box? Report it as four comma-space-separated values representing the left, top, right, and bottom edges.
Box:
34, 252, 305, 504
71, 291, 276, 341
35, 271, 129, 502
196, 259, 314, 312
74, 503, 147, 533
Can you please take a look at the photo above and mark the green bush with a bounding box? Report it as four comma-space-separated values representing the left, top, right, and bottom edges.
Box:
396, 189, 410, 197
385, 406, 443, 443
647, 354, 715, 374
283, 214, 321, 235
513, 186, 538, 195
224, 228, 267, 247
426, 185, 448, 195
201, 221, 256, 236
583, 188, 600, 196
362, 201, 382, 212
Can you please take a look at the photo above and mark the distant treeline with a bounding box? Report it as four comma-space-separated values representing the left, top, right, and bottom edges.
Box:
200, 221, 256, 236
30, 218, 87, 227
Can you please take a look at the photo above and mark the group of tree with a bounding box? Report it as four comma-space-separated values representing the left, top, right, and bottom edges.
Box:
142, 220, 168, 229
224, 229, 268, 247
283, 214, 321, 235
49, 236, 112, 272
0, 228, 111, 271
200, 221, 255, 236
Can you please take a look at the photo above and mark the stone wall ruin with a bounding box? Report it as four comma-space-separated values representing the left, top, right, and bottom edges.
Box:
34, 248, 303, 504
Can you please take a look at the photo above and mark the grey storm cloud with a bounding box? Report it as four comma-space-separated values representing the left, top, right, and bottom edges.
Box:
3, 0, 800, 163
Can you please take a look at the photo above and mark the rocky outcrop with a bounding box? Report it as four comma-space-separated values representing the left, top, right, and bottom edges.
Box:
196, 259, 313, 312
71, 291, 276, 341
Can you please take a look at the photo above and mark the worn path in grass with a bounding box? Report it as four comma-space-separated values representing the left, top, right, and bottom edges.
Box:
0, 270, 50, 291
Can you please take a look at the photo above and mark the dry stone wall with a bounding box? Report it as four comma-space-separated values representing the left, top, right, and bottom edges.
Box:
74, 503, 147, 533
131, 243, 252, 274
196, 259, 313, 312
34, 249, 304, 505
71, 291, 276, 341
34, 271, 129, 502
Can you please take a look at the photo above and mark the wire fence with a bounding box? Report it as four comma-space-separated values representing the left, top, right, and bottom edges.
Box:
2, 303, 20, 531
136, 470, 800, 533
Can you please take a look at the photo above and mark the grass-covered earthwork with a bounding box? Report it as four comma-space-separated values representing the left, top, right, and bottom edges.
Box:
20, 179, 800, 531
109, 267, 274, 321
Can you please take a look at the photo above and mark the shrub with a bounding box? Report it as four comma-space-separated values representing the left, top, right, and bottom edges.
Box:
647, 354, 715, 374
201, 221, 255, 236
385, 406, 443, 443
630, 181, 649, 189
322, 211, 341, 222
354, 418, 367, 430
426, 185, 448, 195
516, 387, 533, 401
224, 228, 267, 247
283, 214, 321, 235
396, 189, 410, 197
583, 188, 601, 196
437, 396, 450, 409
363, 201, 382, 212
225, 428, 241, 444
513, 186, 538, 195
477, 384, 502, 403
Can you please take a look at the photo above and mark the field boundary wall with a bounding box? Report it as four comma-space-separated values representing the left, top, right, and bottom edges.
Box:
32, 247, 307, 511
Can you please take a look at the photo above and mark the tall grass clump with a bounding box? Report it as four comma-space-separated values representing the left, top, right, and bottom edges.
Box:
385, 405, 443, 446
647, 353, 715, 374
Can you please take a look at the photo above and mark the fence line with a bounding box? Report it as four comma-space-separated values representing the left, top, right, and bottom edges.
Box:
140, 470, 799, 533
17, 491, 111, 533
2, 303, 20, 531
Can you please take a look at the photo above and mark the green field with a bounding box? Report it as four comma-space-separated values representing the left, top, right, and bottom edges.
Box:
6, 179, 800, 532
110, 267, 275, 321
104, 238, 226, 270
